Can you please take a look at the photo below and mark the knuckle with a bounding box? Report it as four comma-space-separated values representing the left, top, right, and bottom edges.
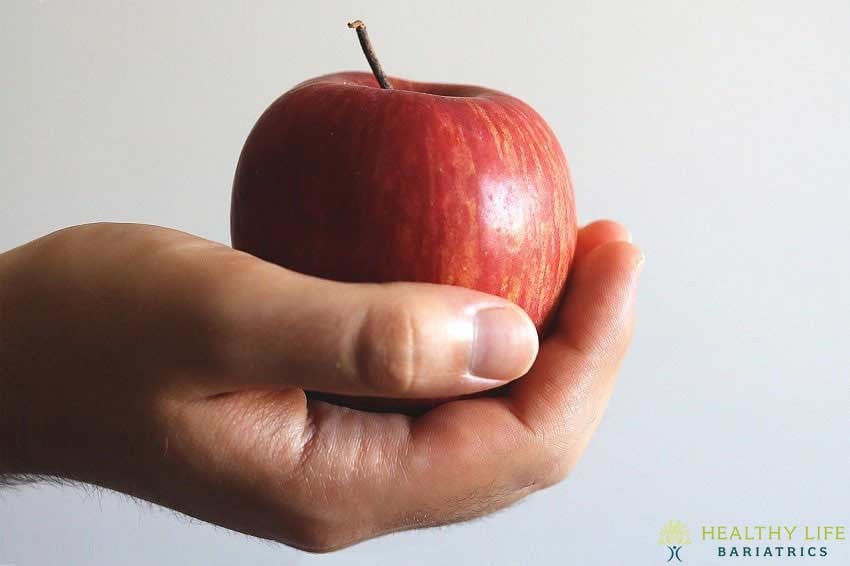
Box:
264, 484, 349, 552
355, 302, 419, 395
201, 254, 278, 364
287, 516, 350, 553
275, 491, 365, 553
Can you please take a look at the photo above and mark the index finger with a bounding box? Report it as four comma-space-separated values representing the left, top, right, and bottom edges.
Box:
506, 238, 643, 474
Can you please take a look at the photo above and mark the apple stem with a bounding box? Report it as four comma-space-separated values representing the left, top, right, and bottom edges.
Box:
347, 20, 393, 89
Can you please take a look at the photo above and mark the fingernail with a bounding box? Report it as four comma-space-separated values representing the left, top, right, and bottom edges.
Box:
635, 251, 646, 271
469, 307, 539, 381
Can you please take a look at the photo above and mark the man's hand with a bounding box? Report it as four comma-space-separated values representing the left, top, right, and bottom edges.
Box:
0, 221, 641, 552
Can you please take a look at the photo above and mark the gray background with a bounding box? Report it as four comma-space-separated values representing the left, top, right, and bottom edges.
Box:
1, 1, 848, 564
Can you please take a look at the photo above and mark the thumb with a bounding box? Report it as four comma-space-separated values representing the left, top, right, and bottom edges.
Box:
211, 261, 539, 398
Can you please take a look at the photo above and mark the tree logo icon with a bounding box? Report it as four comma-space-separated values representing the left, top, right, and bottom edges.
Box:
659, 520, 692, 562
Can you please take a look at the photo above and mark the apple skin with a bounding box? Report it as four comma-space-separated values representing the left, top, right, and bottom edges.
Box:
231, 72, 576, 412
232, 71, 577, 334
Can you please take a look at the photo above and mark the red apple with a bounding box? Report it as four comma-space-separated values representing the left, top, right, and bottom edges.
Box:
230, 23, 577, 410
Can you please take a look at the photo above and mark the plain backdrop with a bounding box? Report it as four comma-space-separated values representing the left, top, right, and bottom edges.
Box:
1, 1, 848, 565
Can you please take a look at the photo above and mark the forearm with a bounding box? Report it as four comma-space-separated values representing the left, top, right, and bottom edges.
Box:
0, 239, 55, 481
0, 236, 92, 482
0, 245, 24, 476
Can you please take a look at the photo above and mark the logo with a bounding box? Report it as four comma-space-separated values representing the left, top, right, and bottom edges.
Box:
659, 520, 692, 562
655, 521, 846, 561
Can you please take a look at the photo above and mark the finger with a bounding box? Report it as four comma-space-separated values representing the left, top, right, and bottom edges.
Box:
299, 221, 625, 414
509, 240, 644, 472
573, 219, 632, 263
288, 397, 539, 548
208, 256, 539, 399
169, 236, 643, 550
263, 240, 641, 545
172, 390, 534, 551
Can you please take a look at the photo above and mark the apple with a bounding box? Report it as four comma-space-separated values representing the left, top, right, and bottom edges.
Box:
230, 22, 577, 410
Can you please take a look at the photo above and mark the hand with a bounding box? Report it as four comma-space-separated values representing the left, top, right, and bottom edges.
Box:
0, 220, 642, 551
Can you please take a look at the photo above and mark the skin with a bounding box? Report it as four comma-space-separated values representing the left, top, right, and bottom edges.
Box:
0, 219, 641, 552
